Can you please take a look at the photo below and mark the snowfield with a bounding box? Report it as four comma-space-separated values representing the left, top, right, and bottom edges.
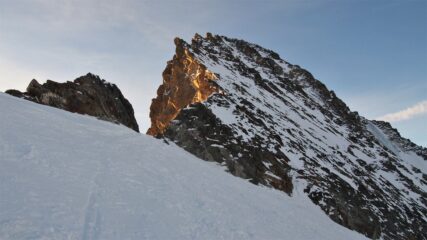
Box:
0, 93, 367, 240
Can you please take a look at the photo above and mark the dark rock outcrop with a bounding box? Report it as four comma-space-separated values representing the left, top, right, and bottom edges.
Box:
148, 33, 427, 240
6, 73, 139, 132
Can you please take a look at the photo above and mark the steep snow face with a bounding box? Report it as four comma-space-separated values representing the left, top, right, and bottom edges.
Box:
151, 33, 427, 239
0, 93, 368, 240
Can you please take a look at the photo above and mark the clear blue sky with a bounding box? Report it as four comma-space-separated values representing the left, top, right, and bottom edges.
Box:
0, 0, 426, 146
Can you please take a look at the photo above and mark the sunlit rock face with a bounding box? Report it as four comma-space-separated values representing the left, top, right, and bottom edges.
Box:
5, 73, 139, 132
148, 33, 427, 240
147, 38, 219, 136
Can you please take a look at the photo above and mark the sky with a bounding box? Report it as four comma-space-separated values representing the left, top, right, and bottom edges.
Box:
0, 0, 426, 146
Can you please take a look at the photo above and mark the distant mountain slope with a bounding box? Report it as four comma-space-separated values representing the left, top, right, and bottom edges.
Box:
148, 33, 427, 239
0, 93, 367, 239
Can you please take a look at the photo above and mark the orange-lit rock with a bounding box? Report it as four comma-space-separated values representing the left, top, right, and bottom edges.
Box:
147, 38, 218, 136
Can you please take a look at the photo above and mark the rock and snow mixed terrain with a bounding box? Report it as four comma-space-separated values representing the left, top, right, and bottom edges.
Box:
148, 33, 427, 239
0, 93, 368, 239
1, 32, 426, 239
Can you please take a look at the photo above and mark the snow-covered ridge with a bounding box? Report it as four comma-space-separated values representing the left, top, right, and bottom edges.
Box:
0, 93, 368, 239
152, 33, 427, 239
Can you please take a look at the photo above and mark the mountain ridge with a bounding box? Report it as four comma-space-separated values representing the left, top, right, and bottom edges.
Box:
148, 33, 427, 239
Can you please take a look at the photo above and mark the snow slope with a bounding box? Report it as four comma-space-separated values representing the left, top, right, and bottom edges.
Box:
0, 92, 367, 239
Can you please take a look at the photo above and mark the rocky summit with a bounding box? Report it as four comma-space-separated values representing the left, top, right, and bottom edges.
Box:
6, 73, 139, 132
148, 33, 427, 239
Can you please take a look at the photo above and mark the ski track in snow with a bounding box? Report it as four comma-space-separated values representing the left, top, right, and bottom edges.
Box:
81, 170, 101, 240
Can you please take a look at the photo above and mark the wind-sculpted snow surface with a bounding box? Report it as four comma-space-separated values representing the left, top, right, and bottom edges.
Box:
149, 33, 427, 239
0, 93, 368, 239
